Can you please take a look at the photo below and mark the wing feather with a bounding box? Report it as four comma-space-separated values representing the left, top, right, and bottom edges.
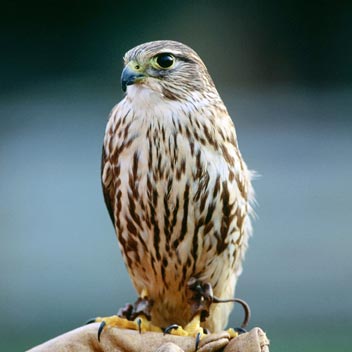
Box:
101, 145, 115, 226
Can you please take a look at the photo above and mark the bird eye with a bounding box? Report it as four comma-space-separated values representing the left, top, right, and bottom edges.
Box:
155, 53, 175, 69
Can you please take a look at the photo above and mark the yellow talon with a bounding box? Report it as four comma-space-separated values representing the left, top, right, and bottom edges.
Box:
227, 328, 239, 339
94, 288, 166, 340
183, 314, 204, 337
95, 315, 139, 330
167, 314, 204, 338
165, 316, 239, 341
135, 316, 164, 333
95, 314, 163, 341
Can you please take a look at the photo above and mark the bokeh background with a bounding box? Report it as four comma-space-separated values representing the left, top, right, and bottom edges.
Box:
1, 1, 351, 351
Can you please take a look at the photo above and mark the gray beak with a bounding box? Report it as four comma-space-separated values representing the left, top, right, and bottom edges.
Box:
121, 66, 145, 92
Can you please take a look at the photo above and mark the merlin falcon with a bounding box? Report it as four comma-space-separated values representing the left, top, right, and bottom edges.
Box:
97, 40, 254, 338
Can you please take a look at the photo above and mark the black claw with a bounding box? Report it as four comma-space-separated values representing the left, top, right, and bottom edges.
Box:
137, 318, 142, 334
233, 327, 247, 335
195, 332, 201, 350
163, 324, 179, 335
98, 321, 106, 342
212, 296, 251, 328
85, 318, 97, 325
234, 298, 251, 328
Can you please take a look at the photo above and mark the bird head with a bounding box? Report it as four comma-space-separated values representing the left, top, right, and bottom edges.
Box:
121, 40, 216, 101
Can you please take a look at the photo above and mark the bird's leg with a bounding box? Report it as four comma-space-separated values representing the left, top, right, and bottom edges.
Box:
88, 289, 163, 341
164, 278, 213, 338
187, 277, 214, 323
164, 278, 251, 340
118, 293, 153, 321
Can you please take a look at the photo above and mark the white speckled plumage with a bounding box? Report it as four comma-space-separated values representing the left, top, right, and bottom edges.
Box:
102, 40, 254, 332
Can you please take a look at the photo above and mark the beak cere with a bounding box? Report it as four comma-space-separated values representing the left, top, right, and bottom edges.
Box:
121, 66, 145, 92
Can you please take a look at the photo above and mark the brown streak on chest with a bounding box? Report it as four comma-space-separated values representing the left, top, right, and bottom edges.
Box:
151, 187, 161, 261
161, 257, 170, 289
170, 197, 179, 242
172, 183, 190, 250
217, 181, 236, 254
203, 124, 218, 149
221, 145, 235, 167
163, 178, 173, 253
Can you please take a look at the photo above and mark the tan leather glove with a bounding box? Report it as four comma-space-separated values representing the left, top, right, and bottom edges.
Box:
27, 323, 269, 352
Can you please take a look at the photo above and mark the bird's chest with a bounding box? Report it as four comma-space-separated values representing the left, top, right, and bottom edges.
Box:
103, 101, 239, 306
114, 118, 192, 213
106, 117, 212, 272
119, 122, 198, 237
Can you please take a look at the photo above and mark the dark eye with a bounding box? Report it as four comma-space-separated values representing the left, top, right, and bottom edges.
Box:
156, 53, 175, 69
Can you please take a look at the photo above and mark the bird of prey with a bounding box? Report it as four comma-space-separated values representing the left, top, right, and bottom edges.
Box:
97, 40, 254, 338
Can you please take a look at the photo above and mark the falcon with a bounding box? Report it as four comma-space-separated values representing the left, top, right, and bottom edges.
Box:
96, 40, 254, 338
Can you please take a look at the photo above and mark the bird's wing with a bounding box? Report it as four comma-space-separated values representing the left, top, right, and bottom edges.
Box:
101, 145, 115, 226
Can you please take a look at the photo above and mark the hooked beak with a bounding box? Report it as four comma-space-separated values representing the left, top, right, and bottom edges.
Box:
121, 66, 146, 92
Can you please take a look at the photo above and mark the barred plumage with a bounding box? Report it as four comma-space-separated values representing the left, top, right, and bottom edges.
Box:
101, 40, 254, 332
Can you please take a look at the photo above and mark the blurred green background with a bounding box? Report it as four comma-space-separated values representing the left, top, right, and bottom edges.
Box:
1, 1, 351, 351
